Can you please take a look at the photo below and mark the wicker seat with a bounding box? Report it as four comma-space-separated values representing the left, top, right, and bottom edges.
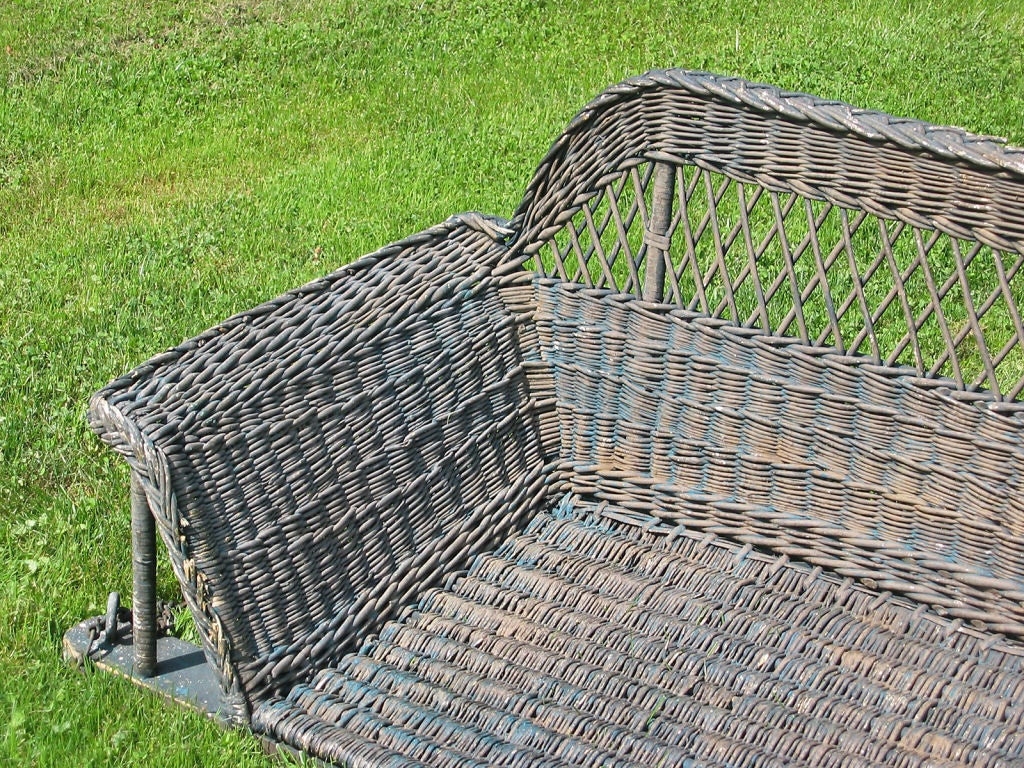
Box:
74, 70, 1024, 766
252, 494, 1024, 767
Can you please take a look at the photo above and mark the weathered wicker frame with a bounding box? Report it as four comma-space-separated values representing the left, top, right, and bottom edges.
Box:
75, 70, 1024, 765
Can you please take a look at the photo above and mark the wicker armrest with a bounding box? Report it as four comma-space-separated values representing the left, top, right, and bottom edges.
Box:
88, 213, 557, 719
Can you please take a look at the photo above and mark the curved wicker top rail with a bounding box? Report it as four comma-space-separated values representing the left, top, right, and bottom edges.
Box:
511, 69, 1024, 249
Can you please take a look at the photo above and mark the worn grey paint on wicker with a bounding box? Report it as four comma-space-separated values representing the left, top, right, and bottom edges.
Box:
255, 493, 1024, 767
86, 70, 1024, 764
90, 214, 559, 717
509, 70, 1024, 402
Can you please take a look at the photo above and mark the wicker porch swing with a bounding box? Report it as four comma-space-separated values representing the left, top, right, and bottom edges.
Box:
67, 70, 1024, 766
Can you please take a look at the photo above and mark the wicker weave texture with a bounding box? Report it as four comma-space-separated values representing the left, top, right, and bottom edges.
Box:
499, 69, 1024, 642
510, 71, 1024, 402
89, 215, 558, 707
253, 494, 1024, 768
83, 69, 1024, 763
533, 279, 1024, 638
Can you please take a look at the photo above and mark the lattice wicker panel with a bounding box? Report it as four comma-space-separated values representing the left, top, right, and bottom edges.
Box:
526, 160, 1024, 400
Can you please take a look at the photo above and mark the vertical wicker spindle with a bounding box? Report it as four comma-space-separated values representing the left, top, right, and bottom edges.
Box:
130, 471, 157, 677
643, 162, 676, 303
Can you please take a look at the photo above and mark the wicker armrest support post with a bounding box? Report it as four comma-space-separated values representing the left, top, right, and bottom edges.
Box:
129, 471, 157, 678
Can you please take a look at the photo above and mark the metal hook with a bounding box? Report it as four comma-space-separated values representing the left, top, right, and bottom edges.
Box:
103, 591, 121, 644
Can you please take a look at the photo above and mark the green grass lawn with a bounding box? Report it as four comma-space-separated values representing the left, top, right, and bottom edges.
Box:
2, 0, 1023, 764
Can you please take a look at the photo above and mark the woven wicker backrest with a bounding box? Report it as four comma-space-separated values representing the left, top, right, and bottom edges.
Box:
512, 71, 1024, 398
507, 70, 1024, 638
